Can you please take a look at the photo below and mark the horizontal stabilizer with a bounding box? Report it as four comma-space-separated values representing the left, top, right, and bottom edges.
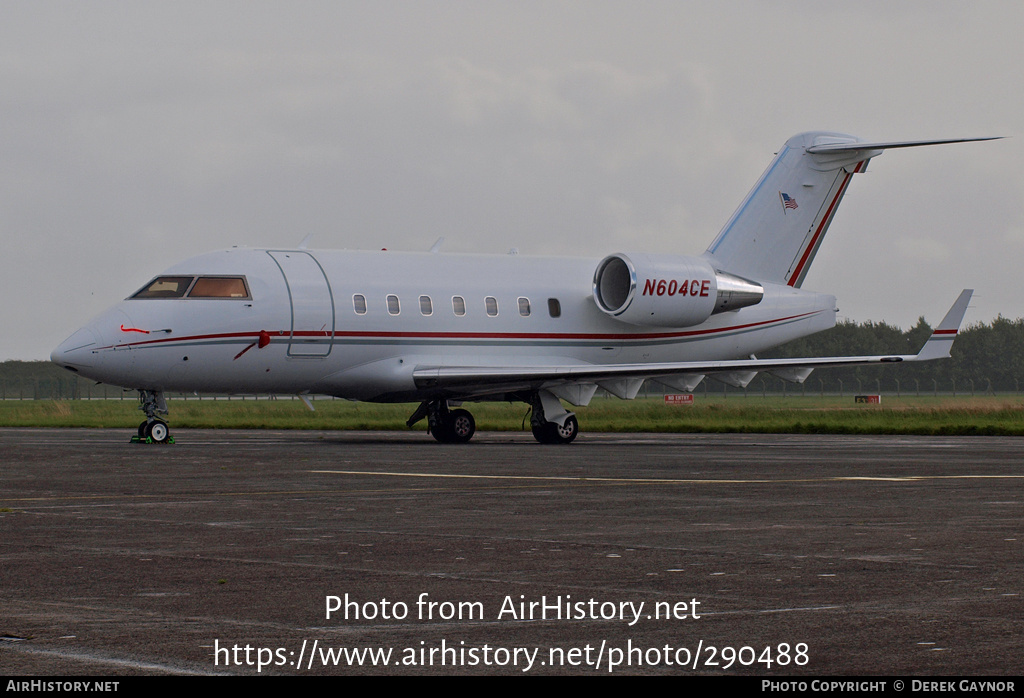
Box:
806, 137, 1002, 154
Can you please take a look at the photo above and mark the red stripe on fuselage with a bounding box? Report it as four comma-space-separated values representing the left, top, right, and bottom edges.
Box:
99, 310, 825, 351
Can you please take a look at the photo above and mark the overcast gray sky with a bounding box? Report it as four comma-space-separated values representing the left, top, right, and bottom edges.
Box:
3, 1, 1021, 360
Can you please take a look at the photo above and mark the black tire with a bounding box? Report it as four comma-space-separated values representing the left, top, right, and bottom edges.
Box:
447, 409, 476, 444
552, 414, 579, 443
146, 420, 170, 444
532, 415, 579, 444
138, 421, 149, 438
430, 423, 453, 443
532, 422, 554, 444
431, 409, 476, 444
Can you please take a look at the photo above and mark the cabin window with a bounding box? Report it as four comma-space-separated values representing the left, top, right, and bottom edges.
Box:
548, 298, 561, 318
485, 296, 498, 317
518, 297, 531, 317
187, 276, 250, 299
419, 295, 433, 316
353, 294, 367, 315
130, 276, 194, 299
452, 296, 466, 316
387, 294, 401, 315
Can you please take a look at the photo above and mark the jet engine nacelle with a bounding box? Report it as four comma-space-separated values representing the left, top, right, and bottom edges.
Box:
592, 252, 764, 327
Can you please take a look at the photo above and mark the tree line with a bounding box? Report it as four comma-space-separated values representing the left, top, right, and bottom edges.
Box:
761, 315, 1024, 394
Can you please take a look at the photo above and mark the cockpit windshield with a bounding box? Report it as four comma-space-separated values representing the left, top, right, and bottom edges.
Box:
188, 277, 249, 298
130, 276, 194, 298
130, 276, 250, 300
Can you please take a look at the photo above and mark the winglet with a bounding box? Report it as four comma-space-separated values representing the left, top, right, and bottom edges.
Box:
913, 289, 973, 361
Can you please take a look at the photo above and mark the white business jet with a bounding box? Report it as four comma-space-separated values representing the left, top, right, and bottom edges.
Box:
51, 132, 992, 444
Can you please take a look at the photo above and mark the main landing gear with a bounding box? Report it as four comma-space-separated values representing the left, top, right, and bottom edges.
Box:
529, 390, 578, 444
407, 400, 476, 444
406, 390, 578, 444
133, 389, 174, 444
531, 413, 579, 444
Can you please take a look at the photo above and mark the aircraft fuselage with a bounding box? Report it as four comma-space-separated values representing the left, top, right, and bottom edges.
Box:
54, 247, 836, 402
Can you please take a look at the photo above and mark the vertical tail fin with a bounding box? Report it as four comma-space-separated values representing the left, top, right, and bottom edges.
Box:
704, 133, 1000, 288
705, 131, 871, 287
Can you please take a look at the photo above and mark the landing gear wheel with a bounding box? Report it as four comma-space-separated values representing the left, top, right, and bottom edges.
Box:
532, 415, 578, 444
531, 423, 551, 443
138, 421, 149, 438
145, 420, 170, 444
447, 409, 476, 444
430, 408, 476, 444
430, 423, 453, 443
552, 414, 578, 443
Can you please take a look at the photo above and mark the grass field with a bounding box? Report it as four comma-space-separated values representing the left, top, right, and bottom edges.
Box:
1, 395, 1023, 435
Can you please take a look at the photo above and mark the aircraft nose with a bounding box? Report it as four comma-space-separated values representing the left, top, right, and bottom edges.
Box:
51, 326, 101, 370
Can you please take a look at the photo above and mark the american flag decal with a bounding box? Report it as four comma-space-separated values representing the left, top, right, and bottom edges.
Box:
780, 192, 798, 213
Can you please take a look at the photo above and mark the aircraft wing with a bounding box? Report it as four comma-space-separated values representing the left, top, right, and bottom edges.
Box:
413, 290, 972, 397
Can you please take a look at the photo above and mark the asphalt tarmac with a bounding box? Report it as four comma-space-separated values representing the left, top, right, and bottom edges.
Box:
1, 428, 1021, 676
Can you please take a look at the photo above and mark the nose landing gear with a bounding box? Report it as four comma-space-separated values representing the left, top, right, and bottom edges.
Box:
132, 389, 174, 444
